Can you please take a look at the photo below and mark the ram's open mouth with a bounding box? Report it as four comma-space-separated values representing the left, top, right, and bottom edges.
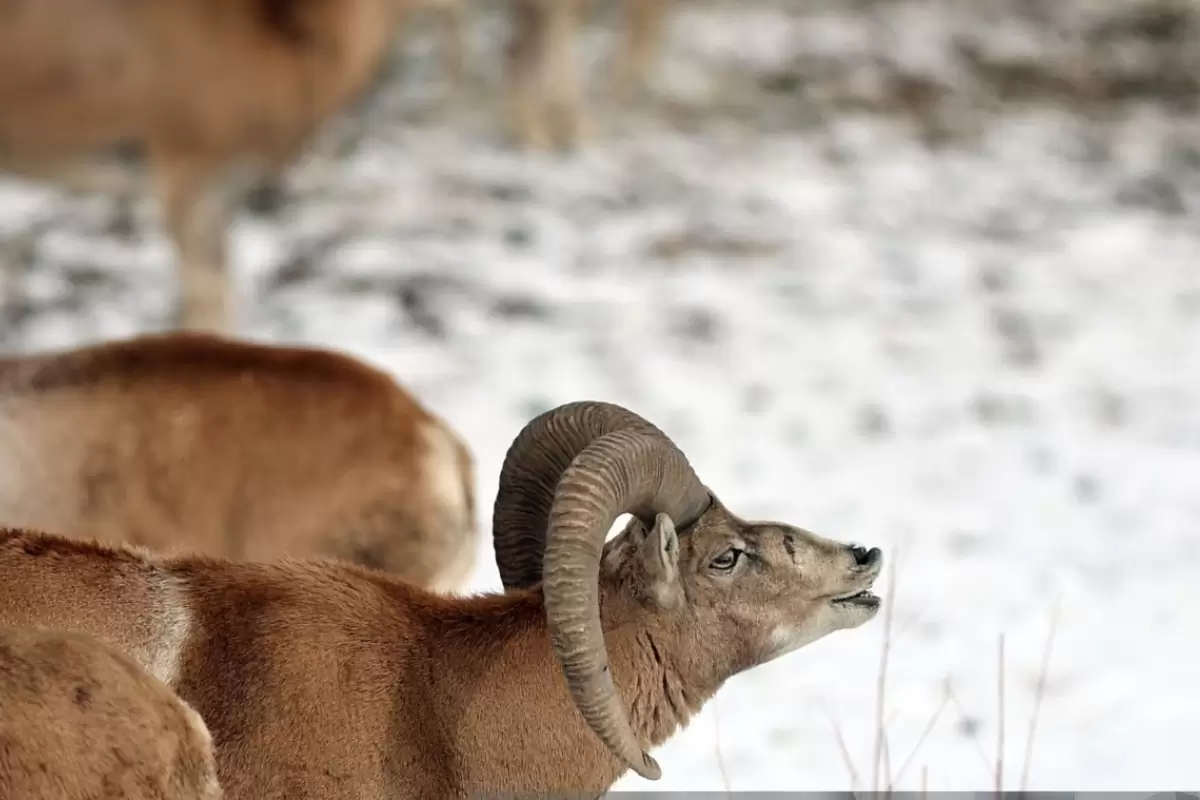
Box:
831, 589, 881, 609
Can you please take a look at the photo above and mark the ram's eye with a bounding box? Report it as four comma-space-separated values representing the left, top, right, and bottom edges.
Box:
709, 549, 742, 572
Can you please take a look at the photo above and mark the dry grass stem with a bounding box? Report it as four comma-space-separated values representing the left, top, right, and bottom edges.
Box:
1019, 599, 1062, 792
996, 633, 1006, 797
893, 685, 951, 785
882, 730, 894, 794
820, 698, 862, 790
870, 548, 899, 793
712, 695, 733, 793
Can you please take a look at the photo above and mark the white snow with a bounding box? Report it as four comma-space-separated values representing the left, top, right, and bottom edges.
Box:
1, 0, 1198, 792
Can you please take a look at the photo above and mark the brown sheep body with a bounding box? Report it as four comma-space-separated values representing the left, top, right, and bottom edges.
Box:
0, 402, 883, 796
0, 400, 883, 797
0, 330, 477, 592
0, 625, 222, 800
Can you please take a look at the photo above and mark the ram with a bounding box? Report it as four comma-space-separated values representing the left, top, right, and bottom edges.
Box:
0, 0, 468, 333
0, 626, 222, 800
0, 400, 884, 798
0, 330, 477, 592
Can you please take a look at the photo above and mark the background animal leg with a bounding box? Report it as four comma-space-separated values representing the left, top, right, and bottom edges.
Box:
612, 0, 674, 101
434, 0, 470, 99
154, 160, 244, 334
541, 0, 589, 149
506, 0, 554, 149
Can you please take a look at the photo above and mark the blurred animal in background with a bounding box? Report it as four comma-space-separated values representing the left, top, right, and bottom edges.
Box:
0, 331, 478, 592
506, 0, 678, 150
0, 0, 678, 334
241, 0, 681, 203
0, 0, 469, 335
0, 626, 223, 800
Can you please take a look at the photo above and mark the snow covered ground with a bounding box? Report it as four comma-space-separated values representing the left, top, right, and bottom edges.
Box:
1, 0, 1197, 792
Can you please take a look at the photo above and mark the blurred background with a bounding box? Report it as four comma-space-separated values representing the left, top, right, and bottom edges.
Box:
1, 0, 1197, 791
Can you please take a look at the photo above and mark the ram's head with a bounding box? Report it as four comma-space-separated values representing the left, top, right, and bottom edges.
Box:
492, 401, 883, 780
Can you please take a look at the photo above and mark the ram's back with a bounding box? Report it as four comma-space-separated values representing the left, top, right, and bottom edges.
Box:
165, 554, 452, 798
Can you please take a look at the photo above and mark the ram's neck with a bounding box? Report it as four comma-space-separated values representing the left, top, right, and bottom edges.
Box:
422, 586, 724, 794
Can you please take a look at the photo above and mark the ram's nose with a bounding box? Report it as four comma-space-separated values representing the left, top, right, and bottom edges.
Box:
848, 544, 883, 570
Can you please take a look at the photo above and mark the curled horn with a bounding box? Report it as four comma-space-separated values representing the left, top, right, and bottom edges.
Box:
491, 401, 706, 591
542, 427, 709, 779
491, 401, 710, 778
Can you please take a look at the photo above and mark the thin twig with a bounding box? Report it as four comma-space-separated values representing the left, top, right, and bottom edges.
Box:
882, 730, 894, 795
1019, 599, 1061, 793
996, 633, 1006, 798
712, 695, 733, 794
921, 765, 929, 800
871, 549, 899, 793
819, 698, 861, 790
893, 686, 951, 785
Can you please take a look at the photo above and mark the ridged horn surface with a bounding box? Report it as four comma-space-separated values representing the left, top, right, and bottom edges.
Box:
542, 428, 709, 780
491, 401, 706, 590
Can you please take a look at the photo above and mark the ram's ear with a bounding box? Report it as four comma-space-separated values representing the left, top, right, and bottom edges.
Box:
602, 515, 646, 573
637, 513, 683, 609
